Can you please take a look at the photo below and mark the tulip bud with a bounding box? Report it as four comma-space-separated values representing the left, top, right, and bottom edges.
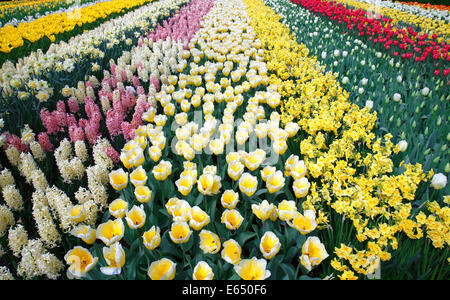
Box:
431, 173, 447, 190
421, 87, 430, 96
397, 140, 408, 152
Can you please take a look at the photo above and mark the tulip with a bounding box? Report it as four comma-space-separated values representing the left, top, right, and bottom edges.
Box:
143, 226, 161, 250
152, 160, 172, 181
287, 210, 317, 235
199, 230, 221, 254
277, 200, 298, 221
431, 173, 447, 190
397, 140, 408, 152
96, 218, 125, 246
70, 205, 86, 223
393, 93, 401, 102
300, 236, 329, 272
100, 242, 126, 275
252, 200, 277, 222
221, 239, 242, 265
169, 221, 192, 244
148, 258, 176, 280
189, 206, 210, 231
266, 170, 285, 194
193, 261, 214, 280
176, 174, 195, 197
234, 257, 271, 280
134, 185, 152, 203
109, 168, 128, 191
109, 198, 128, 219
221, 209, 244, 230
239, 173, 258, 197
130, 166, 147, 187
221, 190, 240, 209
64, 246, 98, 278
228, 162, 245, 181
259, 231, 281, 259
71, 225, 97, 245
167, 198, 191, 222
125, 205, 146, 229
293, 177, 310, 198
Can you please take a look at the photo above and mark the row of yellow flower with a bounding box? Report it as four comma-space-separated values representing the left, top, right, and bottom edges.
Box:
335, 0, 450, 39
244, 0, 449, 280
0, 0, 154, 53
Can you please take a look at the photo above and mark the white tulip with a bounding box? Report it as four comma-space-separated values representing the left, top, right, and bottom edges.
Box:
431, 173, 447, 190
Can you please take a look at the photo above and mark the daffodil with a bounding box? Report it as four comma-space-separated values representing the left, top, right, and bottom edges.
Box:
148, 258, 176, 280
234, 257, 271, 280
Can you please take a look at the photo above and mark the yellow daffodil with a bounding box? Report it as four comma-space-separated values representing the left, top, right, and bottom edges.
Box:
64, 246, 98, 278
193, 261, 214, 280
260, 231, 281, 259
148, 258, 176, 280
199, 229, 221, 254
143, 226, 161, 250
234, 257, 271, 280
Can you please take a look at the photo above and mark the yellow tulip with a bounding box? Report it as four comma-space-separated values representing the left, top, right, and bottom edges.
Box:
100, 242, 126, 275
109, 168, 128, 191
293, 177, 310, 198
64, 246, 98, 278
71, 225, 97, 245
239, 172, 258, 197
300, 236, 329, 272
260, 231, 281, 260
234, 257, 271, 280
221, 190, 240, 209
189, 206, 210, 231
96, 218, 125, 246
134, 185, 152, 203
287, 210, 317, 235
252, 200, 277, 222
199, 230, 221, 254
169, 221, 192, 244
193, 261, 214, 280
125, 205, 146, 229
143, 226, 161, 250
221, 209, 244, 230
148, 258, 176, 280
221, 239, 242, 265
109, 198, 128, 219
266, 170, 285, 194
130, 165, 147, 187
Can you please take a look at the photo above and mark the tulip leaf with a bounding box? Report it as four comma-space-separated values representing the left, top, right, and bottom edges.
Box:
237, 231, 256, 246
299, 275, 322, 280
280, 263, 296, 280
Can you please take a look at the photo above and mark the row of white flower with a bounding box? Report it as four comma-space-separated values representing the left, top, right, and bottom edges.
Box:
0, 0, 109, 29
0, 0, 189, 96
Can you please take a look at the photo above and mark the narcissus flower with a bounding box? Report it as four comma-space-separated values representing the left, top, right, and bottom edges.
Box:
176, 174, 195, 197
69, 205, 86, 223
134, 185, 152, 203
293, 177, 310, 198
221, 239, 242, 265
287, 210, 317, 235
239, 173, 258, 197
152, 160, 172, 181
259, 231, 281, 259
64, 246, 98, 278
125, 205, 146, 229
130, 166, 147, 187
221, 209, 244, 230
109, 198, 128, 219
199, 230, 221, 254
193, 261, 214, 280
252, 200, 277, 222
221, 190, 240, 209
277, 200, 298, 221
300, 236, 329, 272
97, 218, 125, 246
148, 258, 176, 280
266, 170, 285, 194
143, 226, 161, 250
189, 206, 210, 231
71, 225, 97, 245
169, 221, 192, 244
234, 257, 271, 280
109, 168, 128, 191
100, 242, 126, 275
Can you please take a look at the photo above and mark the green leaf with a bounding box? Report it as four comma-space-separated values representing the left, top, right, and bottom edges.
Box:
237, 231, 257, 246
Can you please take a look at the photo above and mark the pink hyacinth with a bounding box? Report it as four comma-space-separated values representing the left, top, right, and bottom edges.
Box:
105, 146, 120, 164
69, 126, 85, 143
3, 132, 28, 153
67, 97, 80, 114
40, 109, 61, 135
38, 132, 53, 152
150, 75, 160, 91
